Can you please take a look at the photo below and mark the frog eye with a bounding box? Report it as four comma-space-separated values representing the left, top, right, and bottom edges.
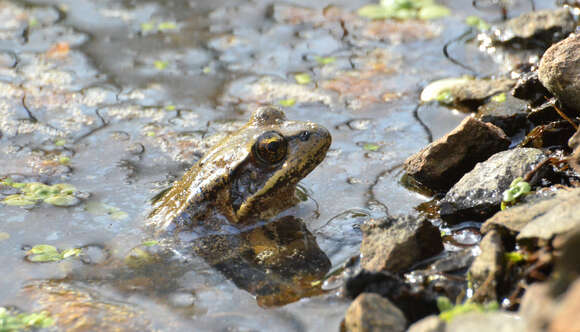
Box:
253, 131, 288, 165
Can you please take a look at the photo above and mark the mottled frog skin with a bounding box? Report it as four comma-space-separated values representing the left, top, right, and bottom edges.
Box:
149, 106, 331, 233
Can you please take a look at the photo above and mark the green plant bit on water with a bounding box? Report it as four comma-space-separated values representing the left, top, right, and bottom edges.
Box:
25, 244, 82, 263
437, 297, 499, 322
0, 179, 78, 207
154, 60, 169, 70
294, 73, 312, 85
0, 307, 54, 331
278, 98, 296, 107
363, 143, 380, 151
314, 56, 336, 65
465, 15, 490, 31
358, 0, 450, 20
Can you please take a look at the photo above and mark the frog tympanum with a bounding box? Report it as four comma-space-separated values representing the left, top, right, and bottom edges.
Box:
149, 106, 331, 233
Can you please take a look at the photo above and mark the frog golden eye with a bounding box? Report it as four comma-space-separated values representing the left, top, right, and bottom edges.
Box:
254, 131, 288, 165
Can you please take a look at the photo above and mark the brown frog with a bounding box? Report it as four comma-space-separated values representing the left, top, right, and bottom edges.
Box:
148, 106, 331, 233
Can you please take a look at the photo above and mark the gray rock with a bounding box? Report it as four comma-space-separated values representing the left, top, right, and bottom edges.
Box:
445, 312, 526, 332
517, 189, 580, 244
552, 228, 580, 294
361, 215, 443, 273
488, 8, 575, 48
538, 33, 580, 112
476, 93, 529, 135
404, 117, 510, 191
482, 188, 580, 247
344, 293, 407, 332
469, 230, 504, 302
407, 315, 444, 332
440, 148, 546, 223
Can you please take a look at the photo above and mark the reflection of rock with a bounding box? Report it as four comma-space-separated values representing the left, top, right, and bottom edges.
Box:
404, 117, 510, 191
193, 216, 331, 307
23, 280, 152, 332
344, 293, 407, 332
360, 215, 443, 273
539, 33, 580, 112
440, 148, 545, 223
485, 8, 575, 49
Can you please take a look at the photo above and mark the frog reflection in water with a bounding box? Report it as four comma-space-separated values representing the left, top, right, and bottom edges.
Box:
147, 106, 333, 306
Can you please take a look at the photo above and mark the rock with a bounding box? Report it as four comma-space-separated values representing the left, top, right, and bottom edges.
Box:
512, 71, 551, 106
445, 311, 526, 332
407, 315, 445, 332
539, 33, 580, 112
344, 293, 407, 332
440, 148, 546, 223
450, 79, 515, 112
552, 228, 580, 294
476, 93, 529, 135
550, 279, 580, 332
526, 101, 577, 125
344, 270, 439, 323
469, 230, 504, 302
487, 8, 575, 48
517, 189, 580, 245
404, 117, 510, 191
568, 128, 580, 173
361, 215, 443, 273
519, 282, 556, 332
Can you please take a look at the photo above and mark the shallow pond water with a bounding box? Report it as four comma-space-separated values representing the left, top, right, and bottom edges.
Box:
0, 0, 558, 330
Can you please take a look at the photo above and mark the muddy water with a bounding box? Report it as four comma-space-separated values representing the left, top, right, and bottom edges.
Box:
0, 0, 556, 330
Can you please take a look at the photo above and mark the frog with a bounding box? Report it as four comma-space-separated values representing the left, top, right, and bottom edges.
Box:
148, 106, 332, 234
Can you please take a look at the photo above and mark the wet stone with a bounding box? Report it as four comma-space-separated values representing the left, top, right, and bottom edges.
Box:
519, 282, 555, 332
360, 215, 443, 273
550, 279, 580, 332
568, 127, 580, 173
476, 93, 529, 136
539, 33, 580, 112
469, 230, 504, 302
440, 148, 546, 223
404, 117, 510, 191
484, 8, 575, 49
344, 293, 407, 332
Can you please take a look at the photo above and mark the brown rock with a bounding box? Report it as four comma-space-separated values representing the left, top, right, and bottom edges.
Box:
519, 282, 555, 332
407, 315, 445, 332
568, 128, 580, 173
345, 293, 407, 332
445, 312, 526, 332
538, 33, 580, 112
404, 117, 510, 191
550, 279, 580, 332
469, 230, 504, 302
361, 215, 443, 273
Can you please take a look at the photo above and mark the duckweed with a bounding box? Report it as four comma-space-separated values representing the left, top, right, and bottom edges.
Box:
363, 143, 380, 151
314, 56, 336, 65
465, 15, 490, 31
154, 60, 169, 70
491, 92, 506, 103
294, 73, 312, 85
501, 177, 531, 210
0, 307, 54, 331
278, 98, 296, 107
358, 0, 450, 21
1, 179, 78, 207
504, 251, 526, 264
25, 244, 82, 263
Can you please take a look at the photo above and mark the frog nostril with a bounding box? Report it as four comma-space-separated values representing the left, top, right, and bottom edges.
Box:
298, 131, 311, 141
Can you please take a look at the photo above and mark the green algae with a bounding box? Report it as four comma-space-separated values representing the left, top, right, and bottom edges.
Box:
0, 307, 54, 331
25, 244, 82, 263
1, 179, 78, 207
